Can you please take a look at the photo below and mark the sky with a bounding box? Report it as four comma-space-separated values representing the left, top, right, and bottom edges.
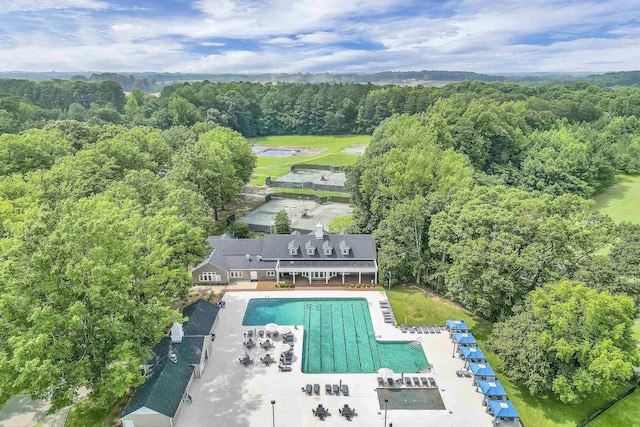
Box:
0, 0, 639, 74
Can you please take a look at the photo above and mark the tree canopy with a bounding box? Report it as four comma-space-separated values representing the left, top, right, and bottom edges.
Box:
488, 281, 638, 403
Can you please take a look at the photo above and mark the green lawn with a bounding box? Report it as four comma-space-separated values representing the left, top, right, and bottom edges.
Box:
250, 135, 370, 185
588, 389, 640, 427
594, 175, 640, 224
387, 286, 626, 427
65, 402, 108, 427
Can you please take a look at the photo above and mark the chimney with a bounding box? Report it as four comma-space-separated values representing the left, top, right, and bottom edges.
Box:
245, 254, 251, 261
171, 322, 184, 343
315, 224, 323, 239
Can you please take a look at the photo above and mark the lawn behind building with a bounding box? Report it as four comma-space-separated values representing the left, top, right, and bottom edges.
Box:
249, 135, 370, 185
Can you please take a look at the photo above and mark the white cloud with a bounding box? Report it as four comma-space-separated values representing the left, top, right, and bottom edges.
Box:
1, 0, 639, 73
0, 0, 109, 12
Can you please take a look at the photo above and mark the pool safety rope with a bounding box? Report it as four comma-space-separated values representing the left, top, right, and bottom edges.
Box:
318, 305, 323, 371
358, 303, 381, 370
340, 305, 349, 372
351, 304, 364, 372
329, 305, 336, 372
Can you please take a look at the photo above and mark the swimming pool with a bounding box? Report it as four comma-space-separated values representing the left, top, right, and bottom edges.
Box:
242, 298, 428, 374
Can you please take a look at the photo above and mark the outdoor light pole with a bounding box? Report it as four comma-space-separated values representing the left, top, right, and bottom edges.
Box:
387, 264, 392, 293
271, 400, 276, 427
384, 398, 389, 427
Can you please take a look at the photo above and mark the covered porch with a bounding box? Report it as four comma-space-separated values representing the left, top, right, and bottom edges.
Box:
275, 259, 378, 285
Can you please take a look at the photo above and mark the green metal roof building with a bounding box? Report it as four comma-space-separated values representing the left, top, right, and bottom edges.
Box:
121, 299, 219, 427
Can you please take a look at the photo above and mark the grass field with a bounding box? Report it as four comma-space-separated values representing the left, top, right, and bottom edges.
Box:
594, 175, 640, 224
588, 389, 640, 427
249, 135, 370, 185
387, 286, 626, 427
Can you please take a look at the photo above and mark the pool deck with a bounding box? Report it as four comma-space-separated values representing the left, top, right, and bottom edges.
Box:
177, 291, 496, 427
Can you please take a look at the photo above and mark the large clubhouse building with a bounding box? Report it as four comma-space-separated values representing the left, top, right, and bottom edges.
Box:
191, 224, 379, 285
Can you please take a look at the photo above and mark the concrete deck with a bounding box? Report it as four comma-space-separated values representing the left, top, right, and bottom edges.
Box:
177, 291, 498, 427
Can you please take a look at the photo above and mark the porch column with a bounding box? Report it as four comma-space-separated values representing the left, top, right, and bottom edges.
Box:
374, 271, 377, 284
308, 271, 312, 284
276, 270, 279, 285
358, 272, 361, 284
293, 272, 296, 285
325, 271, 329, 284
342, 272, 345, 284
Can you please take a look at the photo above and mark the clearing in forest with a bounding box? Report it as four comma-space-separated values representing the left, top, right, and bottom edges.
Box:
594, 175, 640, 223
249, 135, 370, 185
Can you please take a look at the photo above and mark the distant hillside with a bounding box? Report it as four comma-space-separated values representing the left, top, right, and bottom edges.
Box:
1, 70, 639, 91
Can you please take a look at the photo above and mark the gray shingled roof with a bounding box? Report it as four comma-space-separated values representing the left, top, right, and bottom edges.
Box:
261, 234, 376, 261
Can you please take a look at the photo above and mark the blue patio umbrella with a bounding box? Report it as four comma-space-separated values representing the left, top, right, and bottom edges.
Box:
476, 380, 507, 398
488, 400, 519, 419
446, 319, 469, 332
461, 346, 485, 361
454, 332, 477, 346
468, 362, 495, 377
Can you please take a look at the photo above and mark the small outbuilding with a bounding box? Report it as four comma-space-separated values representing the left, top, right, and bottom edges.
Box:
121, 299, 220, 427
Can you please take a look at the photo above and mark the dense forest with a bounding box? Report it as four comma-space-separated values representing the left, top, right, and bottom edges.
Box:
0, 76, 639, 409
3, 77, 640, 138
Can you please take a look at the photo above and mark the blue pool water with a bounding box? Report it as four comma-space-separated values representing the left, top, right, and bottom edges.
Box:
242, 298, 428, 374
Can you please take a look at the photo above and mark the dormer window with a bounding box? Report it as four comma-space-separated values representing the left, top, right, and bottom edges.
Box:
339, 239, 350, 255
322, 240, 332, 255
288, 240, 299, 255
307, 247, 315, 255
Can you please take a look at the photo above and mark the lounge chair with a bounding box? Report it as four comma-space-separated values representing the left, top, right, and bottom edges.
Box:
413, 377, 420, 386
435, 325, 441, 333
247, 330, 254, 338
415, 325, 423, 333
423, 325, 431, 333
238, 356, 253, 365
387, 377, 394, 387
384, 317, 395, 324
379, 301, 390, 307
428, 377, 437, 388
405, 377, 412, 386
314, 384, 320, 395
326, 384, 332, 394
333, 384, 340, 395
378, 377, 384, 387
341, 384, 349, 396
304, 384, 312, 395
258, 330, 264, 338
400, 324, 407, 333
278, 364, 292, 372
408, 324, 415, 333
421, 377, 428, 386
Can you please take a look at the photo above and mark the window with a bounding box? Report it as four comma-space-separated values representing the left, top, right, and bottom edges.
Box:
324, 248, 332, 255
198, 272, 221, 282
266, 271, 276, 277
307, 247, 315, 255
290, 247, 297, 255
230, 271, 243, 278
311, 271, 325, 279
341, 247, 349, 255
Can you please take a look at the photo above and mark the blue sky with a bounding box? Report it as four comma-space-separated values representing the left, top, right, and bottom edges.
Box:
1, 0, 639, 73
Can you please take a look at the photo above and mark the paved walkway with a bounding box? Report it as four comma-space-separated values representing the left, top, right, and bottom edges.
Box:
176, 291, 496, 427
0, 395, 69, 427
